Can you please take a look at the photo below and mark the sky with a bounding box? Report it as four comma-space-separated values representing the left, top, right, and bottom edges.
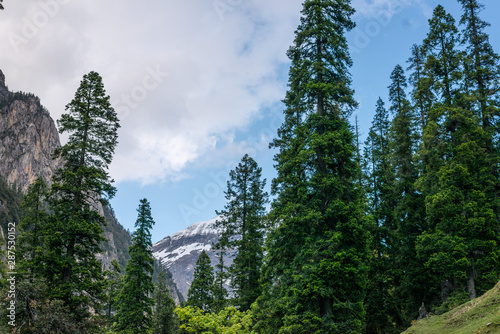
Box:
1, 0, 500, 242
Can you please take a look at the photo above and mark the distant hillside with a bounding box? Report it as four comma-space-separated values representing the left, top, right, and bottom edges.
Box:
403, 281, 500, 334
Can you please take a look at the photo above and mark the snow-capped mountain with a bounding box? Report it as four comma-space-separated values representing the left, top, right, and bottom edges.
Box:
152, 217, 235, 299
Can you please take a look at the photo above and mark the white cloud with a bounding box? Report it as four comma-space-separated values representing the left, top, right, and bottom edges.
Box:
0, 0, 301, 184
3, 0, 429, 185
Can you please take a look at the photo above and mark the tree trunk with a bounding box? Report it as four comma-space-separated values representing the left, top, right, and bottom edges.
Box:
467, 265, 477, 300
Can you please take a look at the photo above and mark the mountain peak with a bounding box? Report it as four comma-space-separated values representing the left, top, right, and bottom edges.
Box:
0, 70, 5, 87
153, 216, 235, 299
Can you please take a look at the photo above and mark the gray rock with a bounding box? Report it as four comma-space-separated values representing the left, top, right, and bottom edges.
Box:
153, 216, 236, 300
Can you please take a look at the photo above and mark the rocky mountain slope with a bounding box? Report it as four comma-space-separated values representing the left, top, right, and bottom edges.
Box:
0, 69, 182, 303
0, 70, 62, 193
153, 217, 236, 299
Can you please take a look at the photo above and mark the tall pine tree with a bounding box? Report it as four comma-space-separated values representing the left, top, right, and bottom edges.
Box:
259, 0, 370, 332
116, 199, 156, 333
363, 98, 402, 333
458, 0, 500, 132
45, 71, 120, 321
17, 177, 49, 280
386, 65, 430, 321
152, 271, 177, 334
215, 154, 268, 311
416, 3, 500, 305
187, 250, 215, 312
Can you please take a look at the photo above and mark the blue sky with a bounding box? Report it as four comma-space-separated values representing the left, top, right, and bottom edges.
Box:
1, 0, 500, 242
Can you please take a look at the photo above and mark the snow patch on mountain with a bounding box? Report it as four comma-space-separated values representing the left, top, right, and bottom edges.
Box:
152, 216, 233, 299
155, 242, 213, 267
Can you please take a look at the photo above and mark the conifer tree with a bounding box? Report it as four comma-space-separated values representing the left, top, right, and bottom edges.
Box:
422, 5, 462, 107
18, 177, 48, 280
457, 0, 500, 226
417, 104, 500, 302
187, 250, 214, 312
116, 199, 156, 333
415, 3, 500, 304
458, 0, 500, 132
152, 272, 178, 334
363, 98, 402, 333
103, 259, 122, 320
259, 0, 369, 332
211, 237, 228, 313
15, 177, 49, 331
387, 65, 430, 320
407, 44, 433, 131
215, 154, 268, 311
44, 71, 120, 321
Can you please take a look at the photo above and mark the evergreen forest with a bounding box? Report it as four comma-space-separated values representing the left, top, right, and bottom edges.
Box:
1, 0, 500, 333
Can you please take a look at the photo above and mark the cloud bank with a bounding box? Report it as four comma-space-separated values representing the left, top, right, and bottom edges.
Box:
0, 0, 418, 185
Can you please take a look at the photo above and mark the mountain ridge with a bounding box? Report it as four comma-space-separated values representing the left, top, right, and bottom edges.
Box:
153, 216, 236, 300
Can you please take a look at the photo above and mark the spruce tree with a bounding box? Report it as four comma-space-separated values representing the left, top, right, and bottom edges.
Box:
458, 0, 500, 132
417, 104, 500, 302
116, 199, 156, 333
415, 3, 500, 304
103, 259, 122, 321
187, 250, 214, 312
18, 177, 49, 280
259, 0, 369, 332
458, 0, 500, 230
407, 44, 433, 131
215, 154, 268, 311
152, 272, 178, 334
363, 98, 402, 333
44, 71, 120, 320
422, 5, 462, 107
212, 237, 229, 313
387, 65, 430, 321
16, 177, 49, 332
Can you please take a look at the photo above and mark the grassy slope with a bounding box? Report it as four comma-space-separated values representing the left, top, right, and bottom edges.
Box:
403, 281, 500, 334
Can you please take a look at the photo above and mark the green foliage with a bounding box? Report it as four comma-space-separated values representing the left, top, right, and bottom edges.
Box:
215, 154, 268, 311
387, 64, 430, 322
152, 272, 178, 334
17, 177, 48, 280
0, 176, 22, 234
422, 5, 462, 107
362, 98, 404, 333
116, 199, 156, 333
416, 105, 500, 300
103, 259, 122, 321
458, 0, 500, 131
187, 250, 214, 312
212, 245, 228, 313
0, 176, 22, 284
0, 278, 104, 334
42, 71, 120, 321
259, 0, 370, 332
175, 306, 254, 334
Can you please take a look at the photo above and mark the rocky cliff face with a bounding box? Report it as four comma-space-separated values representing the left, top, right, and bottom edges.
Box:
0, 70, 62, 193
153, 217, 236, 300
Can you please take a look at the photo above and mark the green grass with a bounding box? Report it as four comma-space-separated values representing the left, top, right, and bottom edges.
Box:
403, 281, 500, 334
